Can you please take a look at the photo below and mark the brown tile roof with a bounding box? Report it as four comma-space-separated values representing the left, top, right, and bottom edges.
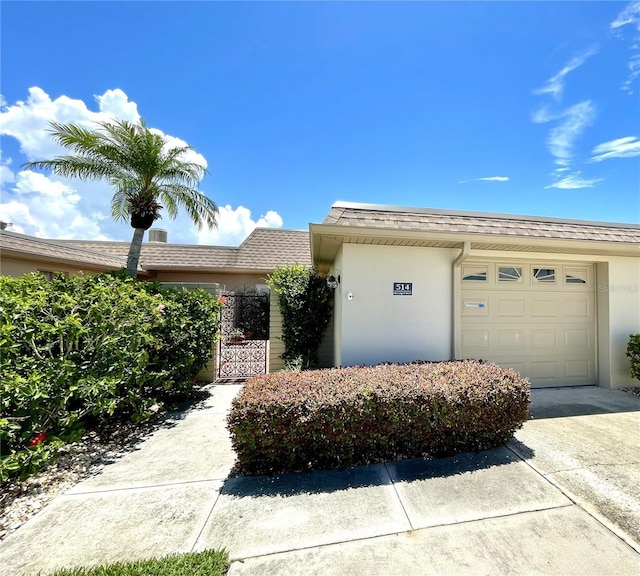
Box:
58, 228, 311, 271
0, 231, 129, 270
323, 202, 640, 244
236, 228, 312, 269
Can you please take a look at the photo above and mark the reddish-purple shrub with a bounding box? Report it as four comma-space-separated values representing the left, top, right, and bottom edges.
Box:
227, 361, 530, 475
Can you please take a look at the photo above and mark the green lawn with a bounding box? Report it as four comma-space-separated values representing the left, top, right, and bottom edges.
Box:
48, 549, 229, 576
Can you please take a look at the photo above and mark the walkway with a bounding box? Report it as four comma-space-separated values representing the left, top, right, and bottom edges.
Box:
1, 385, 639, 575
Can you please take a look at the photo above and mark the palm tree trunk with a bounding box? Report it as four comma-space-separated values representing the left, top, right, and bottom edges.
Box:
126, 227, 145, 278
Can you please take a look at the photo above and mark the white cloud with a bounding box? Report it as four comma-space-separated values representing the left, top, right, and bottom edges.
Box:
544, 171, 603, 190
532, 50, 601, 188
611, 1, 640, 93
590, 136, 640, 161
0, 87, 281, 244
0, 87, 140, 161
546, 101, 596, 166
458, 176, 509, 183
196, 205, 283, 246
94, 90, 140, 121
0, 155, 15, 185
150, 129, 208, 171
611, 1, 640, 30
476, 176, 509, 182
531, 106, 561, 124
533, 48, 597, 101
0, 170, 106, 238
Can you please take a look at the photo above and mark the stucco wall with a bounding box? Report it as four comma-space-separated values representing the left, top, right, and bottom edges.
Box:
337, 243, 457, 366
151, 271, 267, 293
195, 346, 218, 382
600, 256, 640, 388
0, 256, 98, 277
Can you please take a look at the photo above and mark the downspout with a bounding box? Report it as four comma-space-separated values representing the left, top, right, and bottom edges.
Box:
452, 241, 471, 359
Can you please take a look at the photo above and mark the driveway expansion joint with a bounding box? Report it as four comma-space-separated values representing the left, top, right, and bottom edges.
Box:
383, 462, 415, 532
65, 478, 224, 496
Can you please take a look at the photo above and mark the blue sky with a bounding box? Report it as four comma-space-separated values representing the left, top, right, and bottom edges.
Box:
1, 1, 639, 245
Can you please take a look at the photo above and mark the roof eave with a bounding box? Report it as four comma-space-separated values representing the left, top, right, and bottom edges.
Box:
1, 248, 133, 272
310, 223, 640, 266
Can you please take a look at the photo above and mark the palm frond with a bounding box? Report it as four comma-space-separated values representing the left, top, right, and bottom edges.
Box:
25, 118, 218, 260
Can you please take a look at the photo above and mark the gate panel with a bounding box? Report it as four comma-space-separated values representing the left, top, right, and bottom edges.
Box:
218, 292, 270, 380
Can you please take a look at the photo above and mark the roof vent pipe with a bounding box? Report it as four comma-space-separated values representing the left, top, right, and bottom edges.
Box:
148, 228, 168, 243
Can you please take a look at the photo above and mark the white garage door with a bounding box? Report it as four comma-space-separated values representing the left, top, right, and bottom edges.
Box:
460, 262, 595, 388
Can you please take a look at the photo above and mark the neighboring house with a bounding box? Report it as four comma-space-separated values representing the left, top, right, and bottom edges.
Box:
310, 201, 640, 389
56, 227, 312, 291
0, 227, 313, 379
0, 231, 133, 277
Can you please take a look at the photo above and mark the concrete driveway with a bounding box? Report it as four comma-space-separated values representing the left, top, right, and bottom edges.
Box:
0, 385, 638, 576
509, 386, 640, 553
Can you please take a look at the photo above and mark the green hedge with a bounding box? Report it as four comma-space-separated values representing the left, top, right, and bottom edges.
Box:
627, 334, 640, 381
227, 361, 531, 475
0, 272, 222, 480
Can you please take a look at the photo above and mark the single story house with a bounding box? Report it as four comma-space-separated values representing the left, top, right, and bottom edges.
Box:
311, 202, 640, 389
2, 200, 639, 389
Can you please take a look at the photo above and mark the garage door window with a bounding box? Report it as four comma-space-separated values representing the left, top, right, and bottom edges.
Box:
533, 267, 556, 283
498, 266, 523, 282
462, 265, 487, 282
565, 267, 588, 285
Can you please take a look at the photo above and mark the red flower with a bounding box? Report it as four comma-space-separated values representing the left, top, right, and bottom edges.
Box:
29, 433, 46, 447
219, 297, 226, 304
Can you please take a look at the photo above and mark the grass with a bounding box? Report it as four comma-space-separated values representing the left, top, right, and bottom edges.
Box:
48, 549, 229, 576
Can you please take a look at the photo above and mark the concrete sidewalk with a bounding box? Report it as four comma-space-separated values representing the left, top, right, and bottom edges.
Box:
0, 385, 639, 575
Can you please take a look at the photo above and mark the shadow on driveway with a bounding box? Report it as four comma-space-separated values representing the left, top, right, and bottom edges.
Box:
221, 443, 533, 499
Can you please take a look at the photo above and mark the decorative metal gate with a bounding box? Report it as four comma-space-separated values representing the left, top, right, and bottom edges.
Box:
218, 292, 270, 380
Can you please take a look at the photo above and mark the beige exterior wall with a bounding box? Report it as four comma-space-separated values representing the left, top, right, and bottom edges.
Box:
599, 255, 640, 388
0, 256, 101, 277
269, 292, 286, 372
336, 243, 457, 366
151, 270, 268, 293
195, 345, 218, 382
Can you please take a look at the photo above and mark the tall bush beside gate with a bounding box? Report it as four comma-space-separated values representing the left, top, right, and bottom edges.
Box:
267, 264, 333, 370
0, 272, 222, 480
627, 334, 640, 381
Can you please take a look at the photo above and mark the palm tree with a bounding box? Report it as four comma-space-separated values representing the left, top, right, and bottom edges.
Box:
23, 119, 218, 278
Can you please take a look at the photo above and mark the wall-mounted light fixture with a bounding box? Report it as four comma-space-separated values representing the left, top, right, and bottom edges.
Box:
326, 273, 340, 290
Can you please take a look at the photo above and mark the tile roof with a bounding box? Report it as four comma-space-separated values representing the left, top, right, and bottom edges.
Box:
0, 231, 128, 270
323, 202, 640, 244
58, 228, 311, 271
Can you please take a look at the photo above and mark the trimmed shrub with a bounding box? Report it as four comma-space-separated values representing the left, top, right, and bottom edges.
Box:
627, 334, 640, 381
227, 361, 530, 475
0, 272, 222, 480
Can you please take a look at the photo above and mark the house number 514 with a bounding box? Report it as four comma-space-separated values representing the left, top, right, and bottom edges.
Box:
393, 282, 412, 295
